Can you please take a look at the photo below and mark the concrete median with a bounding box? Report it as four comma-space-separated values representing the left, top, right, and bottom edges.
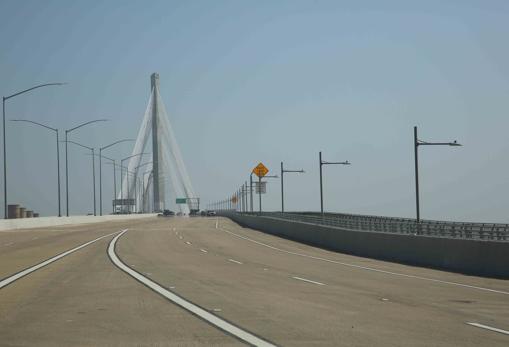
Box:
222, 212, 509, 279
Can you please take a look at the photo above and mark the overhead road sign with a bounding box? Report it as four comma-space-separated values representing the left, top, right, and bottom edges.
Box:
252, 162, 269, 178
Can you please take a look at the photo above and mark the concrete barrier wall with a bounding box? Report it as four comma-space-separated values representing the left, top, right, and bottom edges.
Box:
0, 214, 157, 232
223, 213, 509, 279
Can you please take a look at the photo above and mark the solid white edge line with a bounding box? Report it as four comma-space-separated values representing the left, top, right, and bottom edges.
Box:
292, 276, 325, 286
218, 226, 509, 296
0, 230, 124, 289
108, 230, 276, 347
466, 322, 509, 335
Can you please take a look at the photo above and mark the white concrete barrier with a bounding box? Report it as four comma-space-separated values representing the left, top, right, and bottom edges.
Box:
0, 214, 157, 232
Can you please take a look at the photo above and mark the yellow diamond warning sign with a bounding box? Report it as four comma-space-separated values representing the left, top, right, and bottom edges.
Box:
252, 162, 269, 178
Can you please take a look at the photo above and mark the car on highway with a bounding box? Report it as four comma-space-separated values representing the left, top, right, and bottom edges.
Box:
207, 210, 216, 216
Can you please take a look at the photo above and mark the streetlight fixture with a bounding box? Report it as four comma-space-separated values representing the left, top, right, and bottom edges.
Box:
257, 174, 278, 215
65, 119, 107, 216
3, 82, 65, 218
10, 119, 62, 217
99, 139, 134, 215
280, 161, 304, 213
120, 152, 149, 213
319, 151, 350, 215
95, 154, 117, 214
65, 140, 97, 216
413, 126, 461, 223
133, 161, 152, 213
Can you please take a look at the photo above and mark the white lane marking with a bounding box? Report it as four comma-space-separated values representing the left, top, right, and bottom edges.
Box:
185, 241, 192, 245
228, 259, 243, 265
0, 230, 123, 290
292, 276, 325, 286
179, 236, 183, 240
466, 322, 509, 336
4, 242, 14, 246
200, 249, 208, 253
215, 218, 219, 229
213, 308, 222, 312
173, 227, 176, 231
219, 227, 509, 296
108, 230, 275, 347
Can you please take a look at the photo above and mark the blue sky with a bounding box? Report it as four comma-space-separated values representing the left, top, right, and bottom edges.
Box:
1, 0, 509, 221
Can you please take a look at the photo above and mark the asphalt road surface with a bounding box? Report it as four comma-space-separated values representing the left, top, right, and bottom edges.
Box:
0, 216, 508, 346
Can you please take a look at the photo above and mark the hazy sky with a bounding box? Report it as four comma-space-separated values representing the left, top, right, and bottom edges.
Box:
1, 0, 509, 222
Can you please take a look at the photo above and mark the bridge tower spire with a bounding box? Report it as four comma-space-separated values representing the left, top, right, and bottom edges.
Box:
151, 73, 162, 211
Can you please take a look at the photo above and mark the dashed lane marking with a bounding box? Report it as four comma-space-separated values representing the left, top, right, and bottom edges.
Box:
292, 276, 325, 286
228, 259, 243, 265
218, 225, 509, 296
107, 230, 276, 347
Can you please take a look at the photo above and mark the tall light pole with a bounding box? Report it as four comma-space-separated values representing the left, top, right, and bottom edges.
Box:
319, 151, 350, 215
413, 126, 461, 223
120, 152, 148, 213
280, 161, 304, 213
250, 172, 254, 212
65, 119, 107, 216
134, 161, 152, 213
10, 119, 62, 217
3, 82, 65, 218
258, 175, 278, 215
65, 140, 97, 215
98, 155, 117, 214
99, 139, 134, 215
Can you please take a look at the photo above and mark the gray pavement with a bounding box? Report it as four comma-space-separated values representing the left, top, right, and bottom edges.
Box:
0, 216, 508, 346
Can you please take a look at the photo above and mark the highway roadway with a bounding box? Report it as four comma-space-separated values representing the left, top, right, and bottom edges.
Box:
0, 216, 508, 346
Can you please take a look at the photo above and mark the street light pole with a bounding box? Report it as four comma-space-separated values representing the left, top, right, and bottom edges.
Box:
10, 119, 62, 217
65, 140, 97, 215
280, 161, 304, 213
413, 126, 461, 223
414, 127, 420, 223
65, 119, 107, 216
99, 139, 134, 215
120, 152, 148, 214
319, 151, 350, 215
3, 82, 65, 218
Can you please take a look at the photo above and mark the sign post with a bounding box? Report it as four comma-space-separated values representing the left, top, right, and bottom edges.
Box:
252, 162, 269, 215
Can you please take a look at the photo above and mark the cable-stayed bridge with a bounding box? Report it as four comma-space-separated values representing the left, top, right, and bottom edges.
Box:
117, 73, 197, 214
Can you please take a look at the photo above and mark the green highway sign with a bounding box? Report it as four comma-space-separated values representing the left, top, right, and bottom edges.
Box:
176, 198, 187, 204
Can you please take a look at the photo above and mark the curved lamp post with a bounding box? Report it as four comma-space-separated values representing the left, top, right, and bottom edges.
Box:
65, 140, 97, 216
120, 152, 149, 213
280, 162, 304, 213
65, 119, 107, 216
319, 151, 351, 215
10, 119, 62, 217
99, 139, 134, 215
413, 126, 461, 223
3, 82, 65, 218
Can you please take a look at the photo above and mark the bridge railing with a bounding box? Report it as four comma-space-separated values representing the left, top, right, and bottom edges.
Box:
237, 211, 509, 241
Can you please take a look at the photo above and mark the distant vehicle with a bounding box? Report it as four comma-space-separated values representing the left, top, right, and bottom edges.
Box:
200, 210, 207, 216
163, 209, 174, 216
176, 212, 183, 216
207, 210, 216, 216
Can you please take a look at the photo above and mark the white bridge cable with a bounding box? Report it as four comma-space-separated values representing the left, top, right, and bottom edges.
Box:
119, 83, 197, 213
156, 88, 196, 199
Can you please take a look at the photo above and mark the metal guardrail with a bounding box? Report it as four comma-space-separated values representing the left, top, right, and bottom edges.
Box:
236, 211, 509, 242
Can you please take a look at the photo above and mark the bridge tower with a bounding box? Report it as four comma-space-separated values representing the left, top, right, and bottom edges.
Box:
151, 73, 162, 211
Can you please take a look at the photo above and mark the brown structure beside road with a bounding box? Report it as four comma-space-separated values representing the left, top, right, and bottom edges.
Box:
7, 204, 38, 219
